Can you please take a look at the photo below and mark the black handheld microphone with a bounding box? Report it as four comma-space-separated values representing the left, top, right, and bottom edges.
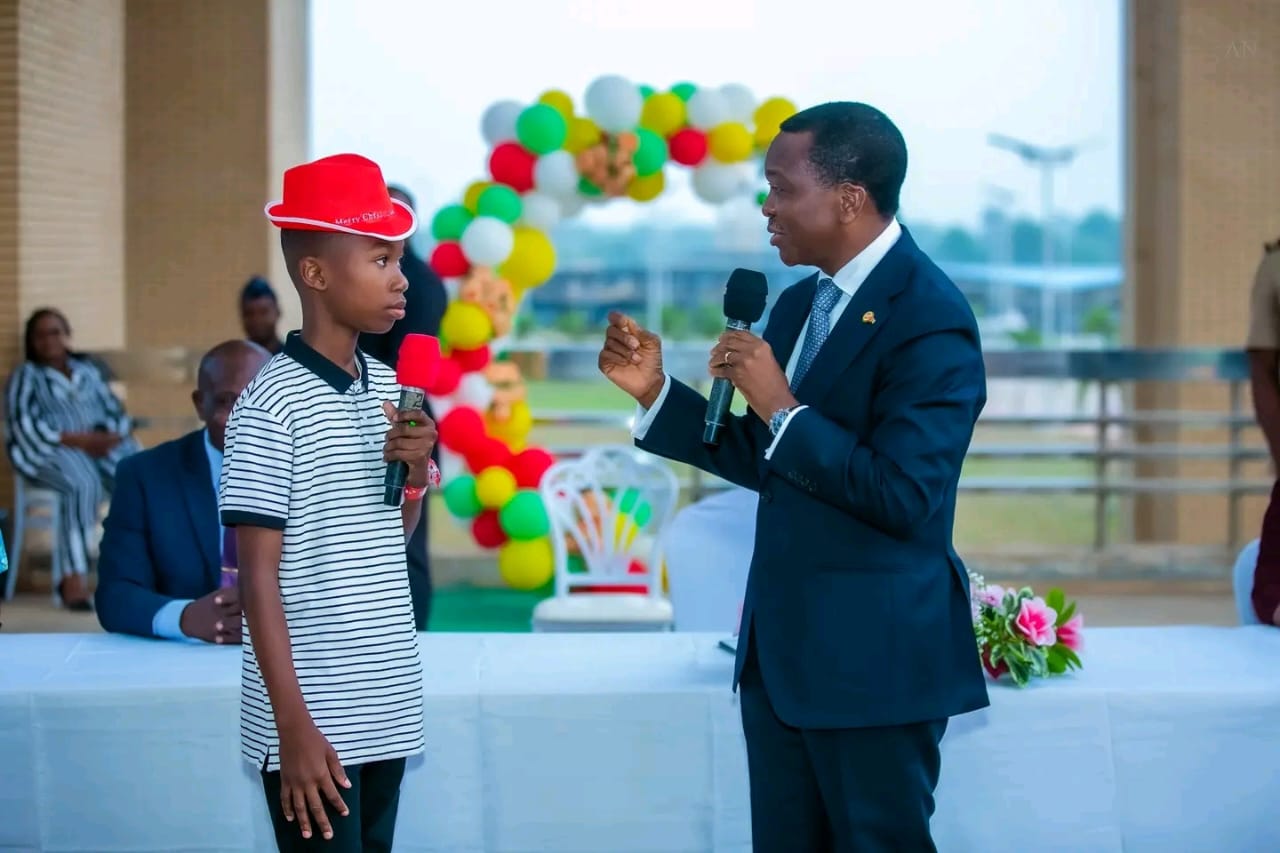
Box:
703, 268, 769, 446
384, 334, 441, 506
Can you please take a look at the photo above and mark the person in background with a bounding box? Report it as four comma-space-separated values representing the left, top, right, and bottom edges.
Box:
1245, 235, 1280, 627
240, 276, 285, 355
358, 183, 448, 631
95, 340, 271, 642
4, 308, 140, 610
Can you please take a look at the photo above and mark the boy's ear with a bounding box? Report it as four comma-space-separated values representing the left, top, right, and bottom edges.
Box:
296, 255, 327, 293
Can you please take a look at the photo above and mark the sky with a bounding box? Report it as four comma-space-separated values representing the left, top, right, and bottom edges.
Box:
309, 0, 1123, 232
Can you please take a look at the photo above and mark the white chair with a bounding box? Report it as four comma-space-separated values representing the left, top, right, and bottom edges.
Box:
533, 445, 678, 632
662, 486, 756, 632
4, 476, 64, 603
1232, 538, 1261, 626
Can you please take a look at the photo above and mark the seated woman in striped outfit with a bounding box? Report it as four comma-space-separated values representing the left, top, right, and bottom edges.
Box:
4, 308, 140, 609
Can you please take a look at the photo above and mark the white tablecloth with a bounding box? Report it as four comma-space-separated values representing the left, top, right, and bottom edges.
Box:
2, 627, 1279, 852
662, 487, 755, 632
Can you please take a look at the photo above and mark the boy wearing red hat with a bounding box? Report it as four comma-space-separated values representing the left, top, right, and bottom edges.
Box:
219, 153, 438, 851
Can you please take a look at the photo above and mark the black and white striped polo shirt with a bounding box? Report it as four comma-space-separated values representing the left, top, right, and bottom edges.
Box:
219, 332, 424, 772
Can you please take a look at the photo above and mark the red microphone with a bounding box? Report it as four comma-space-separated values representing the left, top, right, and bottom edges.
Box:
384, 334, 441, 506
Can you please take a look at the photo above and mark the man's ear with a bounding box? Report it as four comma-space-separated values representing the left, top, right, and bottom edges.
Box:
190, 389, 203, 421
838, 184, 867, 224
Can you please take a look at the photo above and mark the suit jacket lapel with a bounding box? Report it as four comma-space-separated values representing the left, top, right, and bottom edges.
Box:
794, 228, 917, 404
180, 431, 220, 587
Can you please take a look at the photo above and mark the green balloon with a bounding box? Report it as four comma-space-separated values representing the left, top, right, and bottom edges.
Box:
632, 129, 668, 178
617, 488, 640, 514
633, 501, 653, 528
638, 84, 656, 99
430, 204, 472, 241
756, 189, 768, 206
578, 176, 602, 196
476, 185, 523, 224
515, 103, 568, 155
442, 476, 482, 518
670, 82, 697, 102
498, 490, 550, 541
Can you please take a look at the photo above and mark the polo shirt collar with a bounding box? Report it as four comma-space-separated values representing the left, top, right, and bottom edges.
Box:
283, 331, 369, 392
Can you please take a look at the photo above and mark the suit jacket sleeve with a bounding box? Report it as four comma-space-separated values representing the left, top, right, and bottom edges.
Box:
635, 377, 765, 491
94, 457, 174, 637
767, 320, 984, 538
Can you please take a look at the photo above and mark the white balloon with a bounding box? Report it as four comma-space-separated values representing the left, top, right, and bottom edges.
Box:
533, 150, 580, 200
456, 371, 495, 410
480, 100, 524, 146
584, 74, 643, 133
691, 162, 748, 204
460, 216, 514, 265
519, 191, 562, 230
718, 83, 757, 123
558, 193, 586, 218
686, 88, 730, 130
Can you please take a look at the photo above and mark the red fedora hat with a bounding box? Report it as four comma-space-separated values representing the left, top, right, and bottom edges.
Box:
264, 153, 416, 240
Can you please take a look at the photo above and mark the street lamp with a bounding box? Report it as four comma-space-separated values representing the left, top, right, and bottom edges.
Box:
987, 133, 1082, 342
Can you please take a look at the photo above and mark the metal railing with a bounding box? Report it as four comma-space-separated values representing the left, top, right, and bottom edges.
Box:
95, 346, 1272, 552
527, 348, 1273, 551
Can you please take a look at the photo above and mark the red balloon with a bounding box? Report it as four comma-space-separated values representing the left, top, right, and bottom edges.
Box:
465, 436, 513, 472
668, 128, 708, 167
427, 358, 462, 395
627, 559, 646, 575
509, 448, 555, 489
471, 510, 507, 549
439, 406, 485, 454
451, 345, 491, 373
489, 142, 537, 192
430, 242, 470, 277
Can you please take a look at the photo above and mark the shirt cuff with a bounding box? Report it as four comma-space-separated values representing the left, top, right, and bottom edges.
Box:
630, 374, 673, 441
151, 598, 196, 641
763, 405, 809, 460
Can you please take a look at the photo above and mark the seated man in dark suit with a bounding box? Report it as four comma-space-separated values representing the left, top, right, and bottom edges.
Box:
95, 340, 271, 642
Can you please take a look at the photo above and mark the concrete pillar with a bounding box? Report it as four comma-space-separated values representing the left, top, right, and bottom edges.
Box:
124, 0, 307, 445
1127, 0, 1280, 546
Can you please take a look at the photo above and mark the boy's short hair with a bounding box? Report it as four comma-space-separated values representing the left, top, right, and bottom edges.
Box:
240, 275, 278, 305
279, 229, 343, 289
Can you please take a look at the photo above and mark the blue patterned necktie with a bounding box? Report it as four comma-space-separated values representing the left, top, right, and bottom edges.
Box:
790, 277, 842, 391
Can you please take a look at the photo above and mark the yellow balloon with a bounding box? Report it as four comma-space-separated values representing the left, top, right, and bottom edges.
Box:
498, 537, 555, 590
463, 180, 492, 213
488, 400, 533, 449
500, 226, 557, 289
475, 465, 517, 509
627, 171, 665, 202
707, 122, 754, 163
537, 89, 574, 120
754, 123, 779, 152
565, 117, 602, 154
440, 301, 493, 350
639, 92, 686, 137
753, 96, 797, 130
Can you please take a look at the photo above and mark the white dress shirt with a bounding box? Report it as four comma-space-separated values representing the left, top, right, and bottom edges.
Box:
632, 217, 903, 459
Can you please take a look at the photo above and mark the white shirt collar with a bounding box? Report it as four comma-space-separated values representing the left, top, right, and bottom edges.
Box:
826, 217, 902, 297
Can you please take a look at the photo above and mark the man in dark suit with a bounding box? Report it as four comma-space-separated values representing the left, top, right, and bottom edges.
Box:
95, 340, 271, 642
599, 102, 989, 851
358, 183, 448, 630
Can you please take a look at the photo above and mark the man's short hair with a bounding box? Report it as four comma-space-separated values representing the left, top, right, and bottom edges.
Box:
779, 102, 908, 217
240, 275, 278, 305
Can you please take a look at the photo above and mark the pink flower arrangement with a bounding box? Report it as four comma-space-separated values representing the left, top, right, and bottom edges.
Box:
968, 571, 1084, 686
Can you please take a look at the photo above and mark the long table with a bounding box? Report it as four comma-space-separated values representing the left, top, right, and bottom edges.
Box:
2, 626, 1278, 852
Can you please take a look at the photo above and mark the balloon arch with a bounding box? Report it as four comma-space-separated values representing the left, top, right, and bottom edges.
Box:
423, 75, 797, 590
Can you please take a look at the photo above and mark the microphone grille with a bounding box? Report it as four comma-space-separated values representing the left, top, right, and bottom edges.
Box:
723, 269, 769, 323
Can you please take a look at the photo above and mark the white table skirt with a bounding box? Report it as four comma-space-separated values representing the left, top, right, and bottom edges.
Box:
2, 627, 1279, 852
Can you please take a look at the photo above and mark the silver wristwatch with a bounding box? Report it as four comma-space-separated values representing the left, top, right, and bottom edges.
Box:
769, 406, 798, 436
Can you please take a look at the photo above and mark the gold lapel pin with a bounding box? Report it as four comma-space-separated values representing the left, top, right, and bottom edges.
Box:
862, 310, 876, 324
